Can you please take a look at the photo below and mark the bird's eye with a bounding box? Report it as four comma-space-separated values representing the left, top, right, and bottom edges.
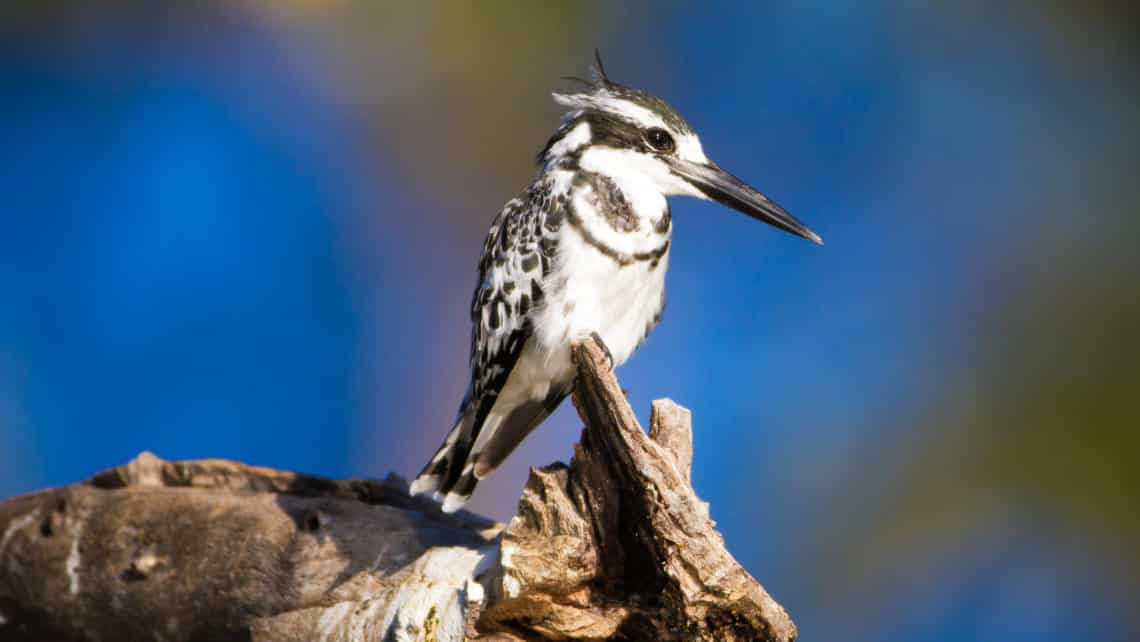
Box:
644, 127, 675, 153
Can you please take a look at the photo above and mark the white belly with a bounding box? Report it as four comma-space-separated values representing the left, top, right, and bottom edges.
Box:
530, 225, 669, 381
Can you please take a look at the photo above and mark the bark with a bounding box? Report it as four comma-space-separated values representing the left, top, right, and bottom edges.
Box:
0, 338, 795, 642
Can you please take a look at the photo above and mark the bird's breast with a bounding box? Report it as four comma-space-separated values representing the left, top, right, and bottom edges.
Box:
531, 220, 669, 368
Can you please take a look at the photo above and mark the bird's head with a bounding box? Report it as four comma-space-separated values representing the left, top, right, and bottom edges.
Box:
540, 51, 821, 244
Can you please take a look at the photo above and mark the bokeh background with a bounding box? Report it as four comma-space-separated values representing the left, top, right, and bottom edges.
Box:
2, 2, 1137, 640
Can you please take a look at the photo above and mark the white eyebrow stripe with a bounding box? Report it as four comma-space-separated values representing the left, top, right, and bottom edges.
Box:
553, 93, 669, 131
592, 97, 669, 130
593, 97, 708, 163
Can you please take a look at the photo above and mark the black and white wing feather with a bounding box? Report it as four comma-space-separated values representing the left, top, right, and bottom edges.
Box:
411, 184, 565, 511
468, 196, 541, 407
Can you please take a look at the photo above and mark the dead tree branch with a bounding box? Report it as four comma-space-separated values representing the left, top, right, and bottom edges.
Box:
0, 338, 795, 641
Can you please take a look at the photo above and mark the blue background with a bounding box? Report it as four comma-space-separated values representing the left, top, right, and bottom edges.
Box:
2, 2, 1137, 640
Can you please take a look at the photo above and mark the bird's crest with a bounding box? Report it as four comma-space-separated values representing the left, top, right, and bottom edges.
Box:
589, 48, 612, 86
552, 50, 693, 135
556, 49, 614, 101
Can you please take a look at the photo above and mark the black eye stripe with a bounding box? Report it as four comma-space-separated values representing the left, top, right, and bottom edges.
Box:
644, 127, 675, 153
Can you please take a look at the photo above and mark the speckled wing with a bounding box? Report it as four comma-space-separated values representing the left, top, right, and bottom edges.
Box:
412, 186, 561, 506
467, 192, 551, 411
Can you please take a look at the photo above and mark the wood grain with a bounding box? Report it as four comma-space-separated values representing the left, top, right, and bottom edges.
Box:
0, 338, 794, 641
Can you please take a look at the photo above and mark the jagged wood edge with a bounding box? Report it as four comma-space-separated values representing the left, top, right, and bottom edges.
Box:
0, 338, 795, 642
477, 338, 794, 640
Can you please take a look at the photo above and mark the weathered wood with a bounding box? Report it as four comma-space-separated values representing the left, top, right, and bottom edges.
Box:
0, 338, 795, 641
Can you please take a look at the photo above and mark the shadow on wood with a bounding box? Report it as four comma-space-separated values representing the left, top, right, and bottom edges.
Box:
0, 338, 795, 641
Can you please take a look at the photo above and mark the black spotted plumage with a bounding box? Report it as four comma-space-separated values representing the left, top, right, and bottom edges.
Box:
411, 51, 685, 511
414, 182, 568, 504
410, 50, 824, 514
468, 193, 553, 402
411, 52, 688, 515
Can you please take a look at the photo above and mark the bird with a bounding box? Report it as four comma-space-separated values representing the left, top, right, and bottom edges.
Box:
410, 52, 821, 513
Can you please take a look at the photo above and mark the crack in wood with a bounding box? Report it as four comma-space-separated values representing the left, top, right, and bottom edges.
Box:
0, 338, 794, 642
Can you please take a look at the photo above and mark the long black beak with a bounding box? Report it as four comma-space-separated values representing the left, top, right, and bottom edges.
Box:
669, 159, 822, 245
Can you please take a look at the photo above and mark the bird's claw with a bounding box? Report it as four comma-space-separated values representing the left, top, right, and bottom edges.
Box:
589, 331, 615, 370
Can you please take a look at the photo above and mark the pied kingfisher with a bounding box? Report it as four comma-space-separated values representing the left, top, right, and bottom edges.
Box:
411, 52, 821, 512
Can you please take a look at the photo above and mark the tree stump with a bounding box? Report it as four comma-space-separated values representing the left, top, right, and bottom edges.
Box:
0, 338, 795, 641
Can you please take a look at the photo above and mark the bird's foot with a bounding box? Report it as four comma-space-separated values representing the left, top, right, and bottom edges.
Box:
589, 331, 615, 371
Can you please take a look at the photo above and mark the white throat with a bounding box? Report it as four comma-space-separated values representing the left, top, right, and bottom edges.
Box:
576, 146, 670, 223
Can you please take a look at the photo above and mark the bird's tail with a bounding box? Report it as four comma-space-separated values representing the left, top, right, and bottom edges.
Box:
410, 405, 480, 513
411, 386, 569, 512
